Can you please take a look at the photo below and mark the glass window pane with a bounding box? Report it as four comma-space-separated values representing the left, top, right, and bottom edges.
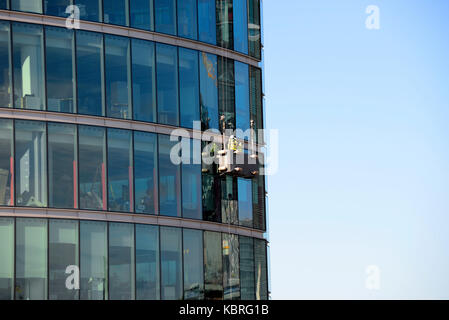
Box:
202, 173, 221, 223
216, 0, 233, 49
179, 48, 199, 128
0, 119, 13, 206
160, 226, 182, 300
199, 52, 218, 131
79, 125, 106, 210
204, 231, 222, 300
248, 0, 261, 59
15, 120, 47, 208
45, 0, 71, 17
0, 218, 14, 300
76, 30, 104, 116
221, 176, 237, 225
136, 224, 159, 300
0, 0, 6, 9
12, 23, 45, 110
109, 222, 135, 300
75, 0, 102, 22
218, 57, 235, 132
158, 134, 181, 217
131, 0, 154, 31
11, 0, 42, 13
182, 139, 202, 220
239, 236, 255, 300
252, 173, 265, 230
254, 238, 268, 300
80, 220, 107, 300
134, 131, 158, 215
235, 62, 250, 138
49, 219, 79, 300
198, 0, 216, 45
46, 27, 75, 113
103, 0, 129, 26
0, 21, 12, 108
132, 39, 156, 123
223, 233, 240, 300
238, 178, 252, 227
183, 229, 204, 300
15, 218, 48, 300
48, 123, 77, 209
249, 66, 262, 143
177, 0, 198, 40
105, 35, 131, 119
233, 0, 248, 54
107, 129, 133, 212
156, 43, 179, 126
155, 0, 176, 35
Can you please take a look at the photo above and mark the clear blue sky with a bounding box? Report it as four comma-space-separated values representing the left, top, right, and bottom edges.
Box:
265, 0, 449, 299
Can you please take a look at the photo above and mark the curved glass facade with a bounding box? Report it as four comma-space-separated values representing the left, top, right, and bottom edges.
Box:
0, 0, 267, 301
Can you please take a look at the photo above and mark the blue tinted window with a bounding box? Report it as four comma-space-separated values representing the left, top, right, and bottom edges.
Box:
76, 30, 104, 116
45, 27, 75, 114
45, 0, 71, 17
254, 239, 268, 300
158, 134, 181, 217
204, 231, 223, 299
105, 35, 131, 119
134, 131, 158, 215
179, 48, 199, 128
177, 0, 198, 40
235, 62, 250, 136
182, 139, 202, 220
238, 178, 252, 227
233, 0, 248, 54
183, 229, 204, 299
156, 44, 179, 126
248, 0, 261, 59
0, 218, 14, 300
107, 128, 133, 212
0, 119, 13, 206
0, 22, 12, 109
11, 0, 42, 13
198, 0, 216, 45
160, 226, 182, 300
239, 236, 255, 300
218, 57, 235, 131
132, 39, 156, 122
131, 0, 154, 31
103, 0, 129, 26
136, 224, 160, 300
0, 0, 6, 9
155, 0, 176, 35
199, 53, 218, 130
215, 0, 233, 49
223, 233, 240, 299
75, 0, 102, 22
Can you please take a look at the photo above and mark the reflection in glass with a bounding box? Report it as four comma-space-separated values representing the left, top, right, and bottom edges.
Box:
0, 22, 12, 108
233, 0, 249, 54
109, 223, 135, 300
45, 0, 71, 17
131, 0, 154, 31
11, 0, 42, 13
0, 119, 13, 206
103, 0, 129, 26
48, 123, 77, 209
249, 66, 262, 143
155, 0, 176, 35
248, 0, 261, 59
239, 236, 255, 300
254, 239, 268, 300
0, 0, 6, 9
177, 0, 198, 40
134, 131, 158, 215
132, 39, 156, 123
15, 120, 47, 207
252, 173, 266, 231
49, 219, 79, 300
215, 0, 233, 49
156, 43, 179, 126
179, 48, 200, 128
223, 233, 240, 300
46, 26, 75, 113
218, 57, 235, 131
235, 62, 250, 137
76, 30, 104, 116
183, 229, 204, 300
198, 0, 216, 45
238, 178, 253, 228
15, 218, 48, 300
105, 35, 131, 120
136, 224, 160, 300
107, 128, 133, 212
76, 0, 102, 22
182, 139, 202, 220
161, 226, 182, 300
12, 23, 45, 110
221, 176, 237, 225
199, 52, 218, 131
204, 231, 223, 300
0, 218, 14, 300
79, 125, 106, 210
80, 220, 107, 300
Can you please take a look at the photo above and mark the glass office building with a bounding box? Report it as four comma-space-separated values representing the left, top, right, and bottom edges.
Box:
0, 0, 267, 300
